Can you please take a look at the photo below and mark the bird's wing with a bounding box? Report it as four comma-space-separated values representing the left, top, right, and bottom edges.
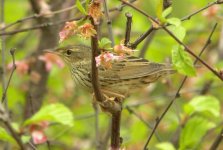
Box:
98, 56, 174, 81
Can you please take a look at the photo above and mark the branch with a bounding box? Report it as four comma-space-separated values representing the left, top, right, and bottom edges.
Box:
0, 107, 25, 149
0, 17, 82, 36
90, 15, 122, 150
181, 1, 216, 21
120, 0, 223, 81
126, 106, 161, 141
129, 0, 220, 50
3, 120, 26, 150
90, 18, 105, 104
138, 31, 156, 58
103, 0, 115, 46
130, 26, 155, 49
124, 12, 132, 46
1, 49, 16, 104
143, 23, 218, 149
210, 128, 223, 150
137, 0, 171, 57
110, 109, 122, 150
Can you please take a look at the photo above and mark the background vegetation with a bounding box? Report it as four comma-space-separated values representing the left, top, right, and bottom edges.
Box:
0, 0, 223, 150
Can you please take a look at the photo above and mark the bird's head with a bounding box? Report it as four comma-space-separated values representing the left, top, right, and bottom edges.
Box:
47, 45, 92, 67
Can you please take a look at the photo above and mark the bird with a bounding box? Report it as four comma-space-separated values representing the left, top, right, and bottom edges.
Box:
51, 45, 175, 100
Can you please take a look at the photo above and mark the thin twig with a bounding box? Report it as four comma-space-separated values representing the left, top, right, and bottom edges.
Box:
138, 31, 156, 58
93, 102, 100, 150
3, 121, 25, 150
109, 0, 137, 12
125, 106, 161, 141
181, 1, 216, 21
0, 17, 82, 36
0, 1, 84, 31
143, 23, 218, 149
120, 0, 223, 81
46, 141, 51, 150
137, 0, 171, 57
1, 49, 17, 103
124, 12, 132, 46
103, 0, 115, 46
130, 26, 155, 49
209, 128, 223, 150
0, 14, 40, 31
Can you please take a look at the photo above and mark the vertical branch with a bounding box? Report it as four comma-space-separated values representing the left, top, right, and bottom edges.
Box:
93, 102, 100, 150
90, 18, 105, 104
102, 0, 115, 46
0, 0, 7, 109
110, 108, 122, 150
124, 12, 132, 46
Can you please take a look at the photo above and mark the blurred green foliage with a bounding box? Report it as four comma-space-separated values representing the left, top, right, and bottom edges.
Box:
1, 0, 223, 150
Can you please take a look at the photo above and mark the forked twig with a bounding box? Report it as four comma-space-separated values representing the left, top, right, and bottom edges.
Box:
121, 0, 223, 81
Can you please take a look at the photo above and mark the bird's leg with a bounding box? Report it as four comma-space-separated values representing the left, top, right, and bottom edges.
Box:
93, 92, 122, 114
101, 89, 125, 99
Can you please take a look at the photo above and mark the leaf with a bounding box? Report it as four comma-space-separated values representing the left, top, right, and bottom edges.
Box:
21, 135, 31, 144
156, 0, 166, 23
179, 116, 215, 150
184, 95, 220, 118
99, 38, 112, 49
24, 103, 74, 127
162, 7, 172, 19
167, 18, 181, 26
156, 142, 176, 150
85, 0, 90, 11
172, 45, 196, 76
76, 0, 87, 15
0, 127, 17, 145
169, 25, 186, 41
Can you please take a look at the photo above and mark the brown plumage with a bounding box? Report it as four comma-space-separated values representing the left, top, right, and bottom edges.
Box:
54, 45, 175, 99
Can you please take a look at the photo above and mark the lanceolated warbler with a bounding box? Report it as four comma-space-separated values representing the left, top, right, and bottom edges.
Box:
52, 45, 174, 99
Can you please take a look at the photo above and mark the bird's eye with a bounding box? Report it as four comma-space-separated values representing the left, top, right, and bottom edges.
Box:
66, 49, 72, 55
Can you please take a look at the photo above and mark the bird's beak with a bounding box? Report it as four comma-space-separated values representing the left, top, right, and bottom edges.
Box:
43, 49, 60, 55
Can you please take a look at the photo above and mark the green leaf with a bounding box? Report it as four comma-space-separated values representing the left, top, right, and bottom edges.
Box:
21, 135, 31, 144
169, 26, 186, 41
85, 0, 91, 11
0, 127, 17, 145
156, 142, 176, 150
156, 0, 166, 23
76, 0, 87, 15
172, 45, 196, 76
98, 38, 112, 49
167, 18, 181, 26
162, 7, 172, 19
184, 96, 220, 118
24, 103, 74, 127
179, 116, 215, 150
